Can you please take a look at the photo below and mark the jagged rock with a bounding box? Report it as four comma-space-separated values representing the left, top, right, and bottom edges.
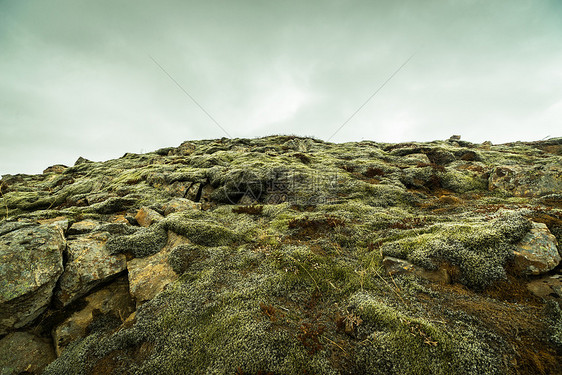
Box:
127, 232, 184, 305
52, 277, 134, 356
382, 256, 451, 284
161, 198, 201, 216
489, 164, 562, 197
513, 222, 560, 275
134, 206, 163, 227
0, 224, 65, 335
0, 331, 56, 374
55, 232, 127, 306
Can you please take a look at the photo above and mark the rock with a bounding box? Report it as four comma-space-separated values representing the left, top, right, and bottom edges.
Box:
127, 232, 185, 305
382, 256, 451, 284
36, 216, 69, 232
0, 331, 56, 374
74, 156, 91, 165
177, 141, 196, 156
449, 135, 461, 141
55, 232, 127, 306
135, 206, 164, 227
67, 219, 99, 235
161, 198, 201, 216
43, 165, 68, 174
0, 224, 65, 335
424, 148, 456, 166
480, 141, 493, 150
184, 182, 202, 201
489, 165, 562, 197
527, 275, 562, 300
512, 222, 560, 275
52, 277, 134, 356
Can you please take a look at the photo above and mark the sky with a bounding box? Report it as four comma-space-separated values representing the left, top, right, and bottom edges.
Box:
1, 0, 561, 175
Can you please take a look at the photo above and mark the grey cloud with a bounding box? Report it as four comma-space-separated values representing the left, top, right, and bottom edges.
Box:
1, 0, 561, 174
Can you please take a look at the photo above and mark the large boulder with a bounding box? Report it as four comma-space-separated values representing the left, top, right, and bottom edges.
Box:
55, 232, 127, 306
0, 223, 65, 335
0, 331, 56, 374
512, 222, 561, 275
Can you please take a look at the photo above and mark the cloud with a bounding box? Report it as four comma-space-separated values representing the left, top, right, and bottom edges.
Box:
1, 0, 561, 174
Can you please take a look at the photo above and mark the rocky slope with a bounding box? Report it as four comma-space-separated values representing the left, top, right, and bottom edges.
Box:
1, 135, 561, 374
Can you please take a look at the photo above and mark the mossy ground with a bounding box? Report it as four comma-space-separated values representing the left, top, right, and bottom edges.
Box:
2, 136, 561, 374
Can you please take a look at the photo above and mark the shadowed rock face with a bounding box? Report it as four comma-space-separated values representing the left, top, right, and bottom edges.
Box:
0, 135, 561, 374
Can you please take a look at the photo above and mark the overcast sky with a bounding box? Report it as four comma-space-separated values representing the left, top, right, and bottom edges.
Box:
1, 0, 561, 175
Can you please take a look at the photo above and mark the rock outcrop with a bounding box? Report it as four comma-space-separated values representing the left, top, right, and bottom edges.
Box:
0, 136, 561, 375
0, 223, 65, 335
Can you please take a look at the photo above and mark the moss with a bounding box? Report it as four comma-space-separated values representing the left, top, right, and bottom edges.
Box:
164, 214, 238, 246
42, 332, 103, 375
381, 212, 531, 288
350, 292, 501, 375
544, 301, 562, 349
105, 223, 168, 257
167, 244, 208, 274
89, 196, 137, 214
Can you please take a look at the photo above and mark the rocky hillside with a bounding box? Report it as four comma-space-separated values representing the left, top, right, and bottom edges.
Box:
1, 135, 561, 375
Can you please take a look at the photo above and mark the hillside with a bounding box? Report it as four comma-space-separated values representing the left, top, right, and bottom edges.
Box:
1, 135, 561, 374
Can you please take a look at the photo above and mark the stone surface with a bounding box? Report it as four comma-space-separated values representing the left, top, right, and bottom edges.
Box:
127, 232, 185, 305
135, 206, 164, 227
67, 219, 99, 235
0, 224, 65, 335
489, 164, 562, 197
52, 277, 135, 356
526, 275, 562, 300
382, 256, 451, 284
43, 164, 68, 174
0, 331, 56, 374
55, 232, 127, 306
161, 198, 201, 216
512, 222, 560, 275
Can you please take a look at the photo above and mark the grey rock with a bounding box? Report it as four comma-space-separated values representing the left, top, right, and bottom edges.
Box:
0, 224, 65, 335
55, 232, 127, 306
513, 222, 560, 275
489, 164, 562, 197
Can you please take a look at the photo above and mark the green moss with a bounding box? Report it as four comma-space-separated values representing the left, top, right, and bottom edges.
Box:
381, 212, 531, 288
350, 292, 501, 375
105, 223, 168, 257
164, 213, 238, 246
42, 333, 103, 375
544, 301, 562, 349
